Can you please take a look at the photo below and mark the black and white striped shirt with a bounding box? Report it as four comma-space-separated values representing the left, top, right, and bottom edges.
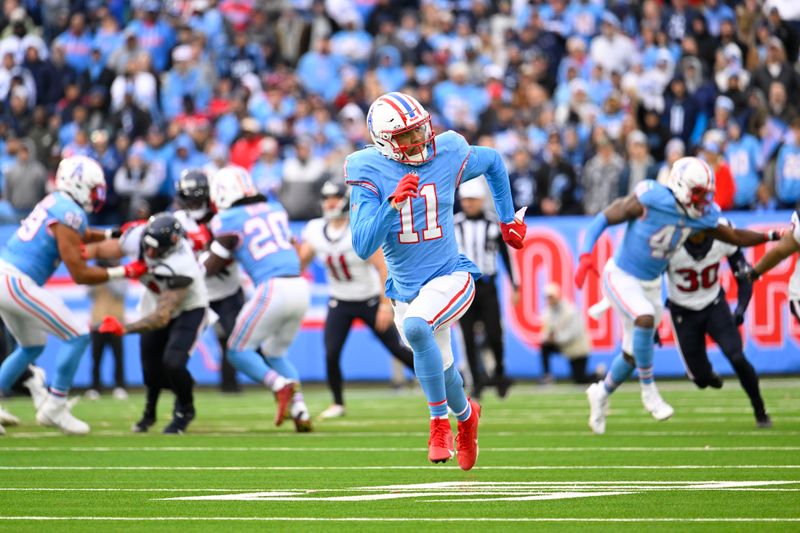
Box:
454, 211, 518, 285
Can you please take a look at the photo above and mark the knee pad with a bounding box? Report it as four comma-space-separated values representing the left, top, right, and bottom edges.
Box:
403, 317, 431, 347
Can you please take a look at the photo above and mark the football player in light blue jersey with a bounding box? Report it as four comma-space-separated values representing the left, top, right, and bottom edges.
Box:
204, 166, 311, 432
0, 155, 147, 435
346, 91, 526, 470
575, 157, 783, 434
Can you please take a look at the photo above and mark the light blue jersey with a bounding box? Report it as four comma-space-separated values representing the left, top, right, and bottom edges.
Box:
614, 180, 720, 280
0, 192, 87, 286
346, 130, 515, 302
210, 200, 300, 285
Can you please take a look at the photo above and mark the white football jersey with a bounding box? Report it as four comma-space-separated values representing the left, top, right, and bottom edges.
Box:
174, 210, 241, 301
301, 218, 381, 302
790, 210, 800, 300
120, 225, 209, 318
667, 238, 737, 311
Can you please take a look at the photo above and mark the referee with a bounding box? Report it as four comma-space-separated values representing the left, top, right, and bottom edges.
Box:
454, 178, 519, 400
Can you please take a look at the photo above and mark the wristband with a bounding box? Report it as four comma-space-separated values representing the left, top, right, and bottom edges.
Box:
106, 266, 125, 280
104, 228, 113, 240
210, 240, 232, 259
765, 230, 781, 242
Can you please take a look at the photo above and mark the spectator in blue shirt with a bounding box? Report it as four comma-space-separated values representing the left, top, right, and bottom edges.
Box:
775, 117, 800, 207
161, 45, 211, 121
296, 38, 345, 102
124, 1, 176, 73
725, 122, 762, 209
251, 136, 283, 196
703, 0, 735, 38
54, 13, 93, 73
433, 61, 489, 130
374, 46, 406, 93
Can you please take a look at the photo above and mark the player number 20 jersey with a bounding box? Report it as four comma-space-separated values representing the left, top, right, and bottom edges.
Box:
210, 201, 300, 286
302, 218, 381, 301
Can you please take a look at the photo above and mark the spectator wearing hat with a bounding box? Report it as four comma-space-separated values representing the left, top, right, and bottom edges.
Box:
229, 116, 263, 170
582, 130, 625, 215
454, 178, 518, 400
251, 137, 283, 196
3, 85, 32, 137
725, 121, 762, 209
3, 139, 46, 220
539, 283, 595, 385
619, 130, 658, 196
161, 45, 211, 121
433, 62, 489, 130
169, 134, 209, 192
775, 116, 800, 208
700, 136, 736, 210
536, 129, 582, 215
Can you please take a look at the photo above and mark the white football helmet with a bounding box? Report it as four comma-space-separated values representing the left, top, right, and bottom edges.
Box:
211, 165, 258, 211
367, 92, 435, 165
666, 156, 716, 219
55, 155, 106, 213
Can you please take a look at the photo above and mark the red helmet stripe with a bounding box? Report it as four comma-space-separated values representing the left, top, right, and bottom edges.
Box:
379, 97, 407, 126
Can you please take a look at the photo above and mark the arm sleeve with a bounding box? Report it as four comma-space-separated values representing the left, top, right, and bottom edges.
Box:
461, 145, 516, 223
728, 248, 753, 314
348, 185, 397, 260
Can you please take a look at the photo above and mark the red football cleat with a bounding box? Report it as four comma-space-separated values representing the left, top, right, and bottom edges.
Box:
274, 383, 295, 427
428, 417, 455, 464
456, 398, 481, 471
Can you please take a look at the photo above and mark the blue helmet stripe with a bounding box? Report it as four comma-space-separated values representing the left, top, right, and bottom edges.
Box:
387, 92, 415, 118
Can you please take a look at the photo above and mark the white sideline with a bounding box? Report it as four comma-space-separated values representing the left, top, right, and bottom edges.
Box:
2, 446, 800, 453
0, 465, 799, 471
1, 517, 800, 523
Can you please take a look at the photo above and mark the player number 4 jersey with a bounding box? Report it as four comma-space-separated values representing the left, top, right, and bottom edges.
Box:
614, 180, 720, 280
301, 218, 381, 302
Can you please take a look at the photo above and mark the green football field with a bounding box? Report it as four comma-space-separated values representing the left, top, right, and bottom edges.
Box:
1, 378, 799, 532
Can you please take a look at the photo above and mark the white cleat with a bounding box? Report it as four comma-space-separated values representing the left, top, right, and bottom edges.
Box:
23, 365, 48, 411
641, 383, 674, 421
319, 404, 345, 419
586, 382, 609, 435
112, 387, 129, 401
0, 405, 19, 426
36, 396, 90, 435
84, 389, 101, 401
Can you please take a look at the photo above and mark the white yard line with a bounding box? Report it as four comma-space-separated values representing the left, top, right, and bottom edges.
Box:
0, 465, 798, 471
1, 446, 799, 453
0, 517, 799, 523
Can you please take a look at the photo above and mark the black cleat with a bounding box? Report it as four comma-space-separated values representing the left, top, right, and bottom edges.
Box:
163, 409, 195, 434
708, 372, 723, 389
496, 375, 514, 399
132, 415, 155, 433
756, 414, 772, 429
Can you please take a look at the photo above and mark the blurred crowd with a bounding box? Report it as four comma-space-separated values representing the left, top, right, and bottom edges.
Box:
0, 0, 800, 225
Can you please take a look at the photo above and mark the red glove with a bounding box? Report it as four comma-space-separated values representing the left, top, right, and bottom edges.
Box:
389, 173, 419, 207
188, 225, 212, 251
500, 219, 526, 249
123, 260, 148, 279
98, 316, 125, 336
574, 253, 597, 289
